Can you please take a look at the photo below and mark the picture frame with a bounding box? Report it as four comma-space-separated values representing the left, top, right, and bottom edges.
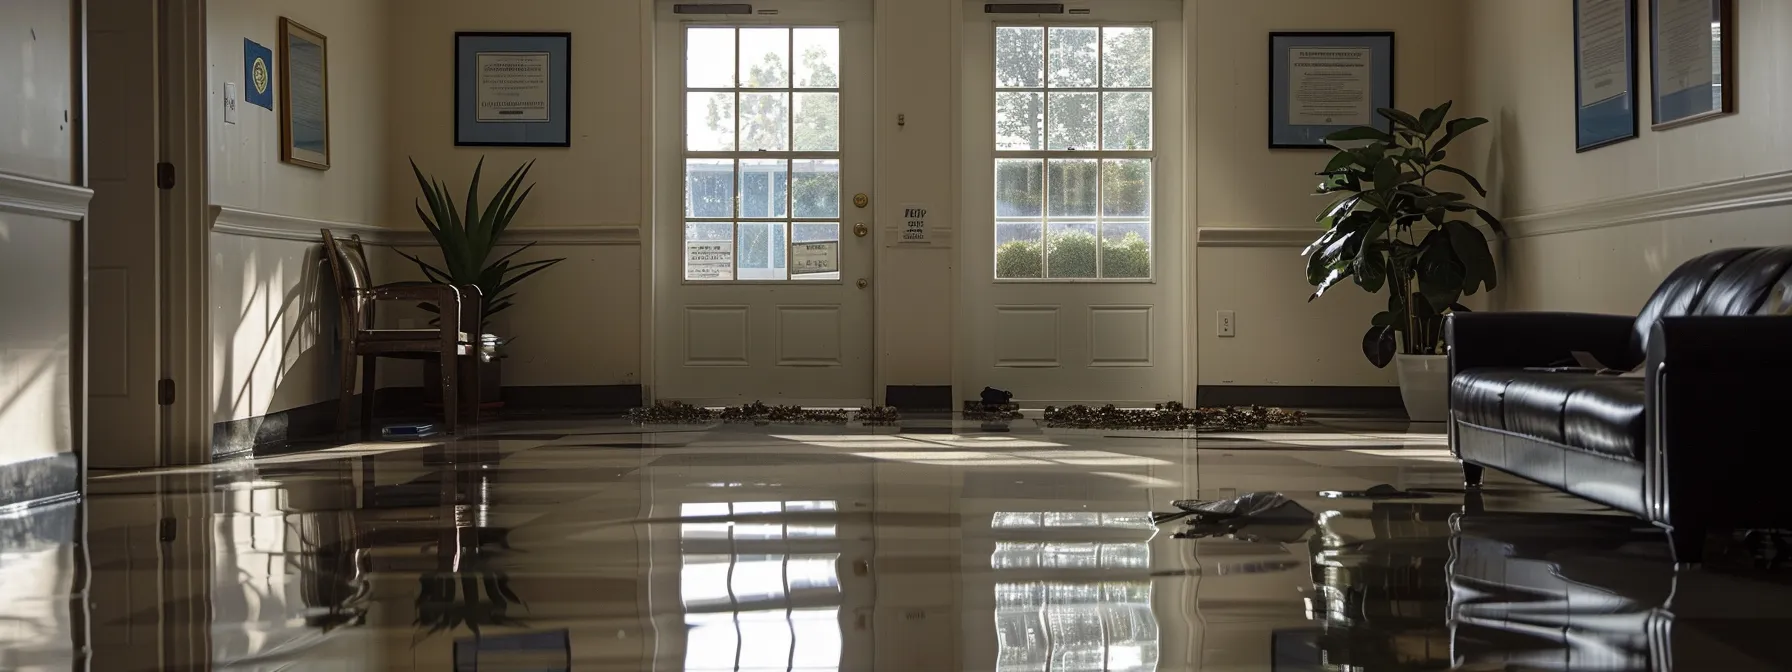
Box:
1268, 32, 1396, 149
1650, 0, 1736, 130
1574, 0, 1639, 151
455, 32, 573, 147
278, 18, 330, 170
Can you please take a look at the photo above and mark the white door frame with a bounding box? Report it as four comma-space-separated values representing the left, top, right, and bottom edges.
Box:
954, 0, 1189, 408
79, 0, 211, 467
648, 0, 877, 407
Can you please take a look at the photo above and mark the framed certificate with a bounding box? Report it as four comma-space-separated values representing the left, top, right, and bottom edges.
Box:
279, 18, 330, 169
1575, 0, 1639, 151
1268, 32, 1396, 149
1650, 0, 1736, 129
455, 32, 572, 147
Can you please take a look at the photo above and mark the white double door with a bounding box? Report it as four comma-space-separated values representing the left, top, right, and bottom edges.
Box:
958, 1, 1187, 408
653, 1, 875, 406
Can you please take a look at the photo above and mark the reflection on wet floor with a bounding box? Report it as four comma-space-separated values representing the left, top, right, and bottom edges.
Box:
3, 415, 1792, 670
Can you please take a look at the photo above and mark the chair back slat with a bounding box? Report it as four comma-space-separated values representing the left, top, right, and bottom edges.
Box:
321, 229, 374, 337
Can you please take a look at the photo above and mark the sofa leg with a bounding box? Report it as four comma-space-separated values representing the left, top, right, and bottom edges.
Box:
1462, 462, 1485, 489
1669, 526, 1708, 565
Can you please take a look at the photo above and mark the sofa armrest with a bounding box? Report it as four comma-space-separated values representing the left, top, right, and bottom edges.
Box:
1645, 315, 1792, 529
1447, 312, 1635, 374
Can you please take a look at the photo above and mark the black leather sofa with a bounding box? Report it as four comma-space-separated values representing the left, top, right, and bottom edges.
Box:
1447, 247, 1792, 564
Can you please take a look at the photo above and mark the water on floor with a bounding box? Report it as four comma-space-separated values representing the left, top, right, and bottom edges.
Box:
4, 414, 1791, 671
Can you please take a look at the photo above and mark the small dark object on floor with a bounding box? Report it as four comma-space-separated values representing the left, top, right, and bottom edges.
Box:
962, 400, 1023, 421
1318, 484, 1432, 499
980, 387, 1014, 406
854, 406, 902, 424
1156, 491, 1317, 544
1741, 530, 1792, 570
1043, 402, 1306, 431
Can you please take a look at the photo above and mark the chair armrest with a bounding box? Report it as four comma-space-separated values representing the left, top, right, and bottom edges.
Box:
1447, 312, 1635, 374
1645, 315, 1792, 528
456, 285, 484, 340
364, 282, 460, 304
1648, 315, 1792, 369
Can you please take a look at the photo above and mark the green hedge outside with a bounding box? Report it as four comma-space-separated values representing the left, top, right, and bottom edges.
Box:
996, 230, 1150, 279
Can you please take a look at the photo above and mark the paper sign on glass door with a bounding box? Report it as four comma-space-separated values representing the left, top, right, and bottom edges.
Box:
686, 241, 733, 280
792, 241, 839, 275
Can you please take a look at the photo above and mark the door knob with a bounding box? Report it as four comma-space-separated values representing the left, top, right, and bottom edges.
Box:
853, 222, 868, 237
856, 278, 869, 289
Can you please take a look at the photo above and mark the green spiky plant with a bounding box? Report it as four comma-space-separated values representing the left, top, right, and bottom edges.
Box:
1302, 102, 1502, 368
400, 157, 565, 340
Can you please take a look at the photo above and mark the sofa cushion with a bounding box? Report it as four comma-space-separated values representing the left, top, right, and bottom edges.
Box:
1450, 369, 1646, 461
1694, 247, 1792, 316
1562, 378, 1647, 460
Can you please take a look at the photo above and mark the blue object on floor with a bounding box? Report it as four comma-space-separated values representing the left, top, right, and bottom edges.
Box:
381, 423, 438, 440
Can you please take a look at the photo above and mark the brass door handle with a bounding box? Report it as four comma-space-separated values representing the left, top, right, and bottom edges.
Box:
857, 278, 869, 289
853, 222, 868, 237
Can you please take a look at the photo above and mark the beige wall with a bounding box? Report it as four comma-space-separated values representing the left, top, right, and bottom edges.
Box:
207, 0, 392, 423
0, 0, 77, 182
369, 0, 1471, 396
1193, 0, 1470, 387
0, 1, 78, 469
1464, 0, 1792, 314
379, 0, 645, 390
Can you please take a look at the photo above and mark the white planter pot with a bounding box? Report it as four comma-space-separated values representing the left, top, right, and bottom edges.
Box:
1395, 353, 1449, 422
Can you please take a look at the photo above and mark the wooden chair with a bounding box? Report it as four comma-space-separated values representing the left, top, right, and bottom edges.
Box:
321, 229, 482, 438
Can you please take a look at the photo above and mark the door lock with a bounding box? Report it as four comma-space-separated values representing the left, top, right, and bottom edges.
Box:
853, 222, 868, 237
856, 278, 869, 289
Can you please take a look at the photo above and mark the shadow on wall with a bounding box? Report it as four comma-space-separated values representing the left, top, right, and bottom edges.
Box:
213, 239, 337, 444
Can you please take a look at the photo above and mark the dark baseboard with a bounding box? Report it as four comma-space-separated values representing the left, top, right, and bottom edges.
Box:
212, 396, 345, 457
500, 385, 643, 413
0, 453, 80, 509
1195, 385, 1404, 410
885, 385, 953, 412
211, 384, 646, 455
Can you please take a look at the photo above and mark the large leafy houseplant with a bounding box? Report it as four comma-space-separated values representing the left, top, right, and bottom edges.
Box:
1303, 102, 1502, 367
400, 157, 564, 351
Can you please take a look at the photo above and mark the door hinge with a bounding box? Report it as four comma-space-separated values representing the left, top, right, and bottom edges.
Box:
156, 162, 176, 189
158, 378, 175, 405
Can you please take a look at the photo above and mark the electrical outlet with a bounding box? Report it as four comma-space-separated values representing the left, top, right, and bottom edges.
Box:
1217, 310, 1236, 337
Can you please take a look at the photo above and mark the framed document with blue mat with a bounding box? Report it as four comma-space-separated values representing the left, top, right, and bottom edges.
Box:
1268, 32, 1395, 149
1575, 0, 1639, 151
1650, 0, 1736, 129
456, 32, 573, 147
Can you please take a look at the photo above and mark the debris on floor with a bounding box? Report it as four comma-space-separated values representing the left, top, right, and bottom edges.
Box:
961, 400, 1024, 421
1318, 484, 1433, 499
1043, 402, 1306, 431
1155, 491, 1318, 544
628, 401, 902, 425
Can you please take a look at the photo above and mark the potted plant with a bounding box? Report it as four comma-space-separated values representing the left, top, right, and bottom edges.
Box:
402, 157, 564, 410
1301, 102, 1501, 422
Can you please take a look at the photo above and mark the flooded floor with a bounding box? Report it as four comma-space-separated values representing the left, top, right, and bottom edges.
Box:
4, 414, 1791, 670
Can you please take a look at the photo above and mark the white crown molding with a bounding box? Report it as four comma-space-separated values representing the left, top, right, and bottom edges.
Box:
0, 173, 94, 221
1501, 169, 1792, 239
210, 205, 642, 246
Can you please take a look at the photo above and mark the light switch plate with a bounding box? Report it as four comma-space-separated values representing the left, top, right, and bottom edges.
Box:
1217, 310, 1236, 337
223, 82, 238, 124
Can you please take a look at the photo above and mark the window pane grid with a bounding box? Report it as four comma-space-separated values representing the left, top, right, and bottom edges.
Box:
994, 25, 1154, 281
685, 25, 843, 282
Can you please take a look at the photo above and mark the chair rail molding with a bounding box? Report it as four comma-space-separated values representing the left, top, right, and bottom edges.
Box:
209, 205, 642, 246
1196, 221, 1500, 248
0, 173, 95, 221
1501, 169, 1792, 239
